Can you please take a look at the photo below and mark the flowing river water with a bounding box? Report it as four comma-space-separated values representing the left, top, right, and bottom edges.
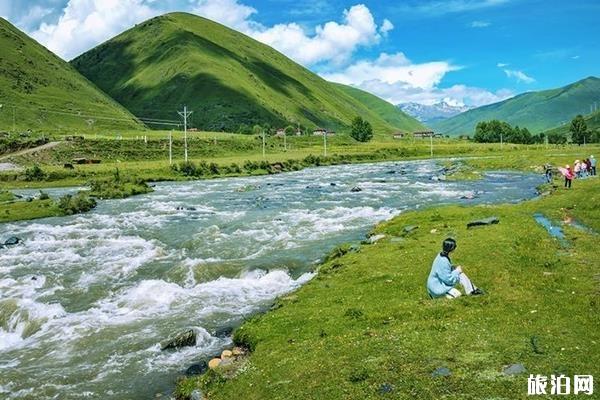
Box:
0, 160, 543, 399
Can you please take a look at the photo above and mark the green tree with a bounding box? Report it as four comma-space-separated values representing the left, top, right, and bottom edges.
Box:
350, 116, 373, 142
252, 124, 262, 135
570, 115, 590, 144
284, 125, 295, 135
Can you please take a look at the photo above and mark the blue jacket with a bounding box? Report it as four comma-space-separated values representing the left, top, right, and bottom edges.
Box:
427, 253, 460, 297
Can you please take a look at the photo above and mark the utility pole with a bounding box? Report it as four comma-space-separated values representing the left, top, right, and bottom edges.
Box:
169, 130, 173, 165
283, 130, 287, 151
500, 131, 503, 150
262, 129, 266, 159
323, 129, 327, 157
429, 132, 434, 157
178, 105, 193, 162
13, 106, 16, 133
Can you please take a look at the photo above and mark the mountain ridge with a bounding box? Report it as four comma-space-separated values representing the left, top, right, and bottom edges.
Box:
432, 76, 600, 136
71, 12, 422, 136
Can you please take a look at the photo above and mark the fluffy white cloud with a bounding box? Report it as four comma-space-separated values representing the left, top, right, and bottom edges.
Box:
380, 18, 394, 35
28, 0, 392, 67
503, 68, 535, 83
247, 4, 388, 65
322, 53, 512, 106
191, 0, 257, 33
357, 79, 513, 107
30, 0, 159, 60
322, 52, 459, 89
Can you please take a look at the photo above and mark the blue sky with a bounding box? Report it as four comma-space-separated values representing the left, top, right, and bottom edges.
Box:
1, 0, 599, 107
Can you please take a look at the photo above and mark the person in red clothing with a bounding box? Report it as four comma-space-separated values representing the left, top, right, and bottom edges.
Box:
564, 164, 574, 188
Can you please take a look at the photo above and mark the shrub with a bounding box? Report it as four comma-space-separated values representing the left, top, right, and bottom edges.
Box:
38, 191, 50, 200
57, 193, 96, 215
24, 164, 47, 181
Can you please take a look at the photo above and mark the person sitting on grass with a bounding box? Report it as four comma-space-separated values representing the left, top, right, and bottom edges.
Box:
427, 238, 484, 299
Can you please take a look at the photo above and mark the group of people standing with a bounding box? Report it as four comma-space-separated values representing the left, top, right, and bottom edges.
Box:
558, 155, 596, 189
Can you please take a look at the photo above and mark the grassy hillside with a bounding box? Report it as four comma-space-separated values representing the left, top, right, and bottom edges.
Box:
0, 18, 142, 133
544, 109, 600, 139
71, 12, 421, 137
433, 76, 600, 136
333, 83, 425, 132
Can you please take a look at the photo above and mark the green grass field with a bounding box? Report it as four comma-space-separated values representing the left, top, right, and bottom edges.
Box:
176, 159, 600, 400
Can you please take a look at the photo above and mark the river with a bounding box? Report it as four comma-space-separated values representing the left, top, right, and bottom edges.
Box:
0, 159, 543, 399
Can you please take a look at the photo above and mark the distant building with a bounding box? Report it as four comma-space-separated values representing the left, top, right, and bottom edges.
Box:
275, 128, 286, 137
392, 132, 405, 139
413, 131, 443, 139
188, 128, 198, 132
313, 128, 335, 136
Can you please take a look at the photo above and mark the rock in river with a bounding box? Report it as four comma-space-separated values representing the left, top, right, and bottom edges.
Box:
350, 186, 363, 192
3, 236, 22, 246
160, 329, 196, 350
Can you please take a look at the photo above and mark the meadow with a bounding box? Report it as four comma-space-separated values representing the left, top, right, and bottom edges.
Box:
176, 156, 600, 400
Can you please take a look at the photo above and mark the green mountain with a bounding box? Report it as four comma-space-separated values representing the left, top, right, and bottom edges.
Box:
71, 12, 422, 136
332, 83, 425, 132
544, 109, 600, 138
433, 76, 600, 136
0, 18, 142, 133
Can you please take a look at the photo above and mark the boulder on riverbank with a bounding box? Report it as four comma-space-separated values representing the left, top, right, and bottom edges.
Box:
160, 329, 196, 350
467, 217, 500, 229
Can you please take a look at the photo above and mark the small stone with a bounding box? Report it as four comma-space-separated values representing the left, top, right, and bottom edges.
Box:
221, 349, 233, 359
208, 358, 221, 369
402, 225, 419, 234
378, 383, 394, 394
432, 367, 451, 377
220, 357, 233, 367
185, 361, 208, 376
368, 234, 385, 244
350, 186, 362, 192
232, 347, 245, 356
503, 363, 526, 375
430, 228, 438, 234
190, 389, 203, 400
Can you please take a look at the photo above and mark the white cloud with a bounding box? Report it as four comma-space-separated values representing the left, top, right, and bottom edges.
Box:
380, 18, 394, 35
357, 80, 513, 107
503, 68, 535, 83
191, 0, 257, 33
496, 62, 509, 67
322, 52, 459, 89
470, 20, 490, 28
321, 52, 512, 107
247, 4, 389, 66
30, 0, 159, 60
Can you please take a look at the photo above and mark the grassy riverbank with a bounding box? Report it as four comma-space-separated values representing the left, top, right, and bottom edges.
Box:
176, 173, 599, 398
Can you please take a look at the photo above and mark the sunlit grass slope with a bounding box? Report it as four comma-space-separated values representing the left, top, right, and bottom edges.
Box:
0, 18, 142, 133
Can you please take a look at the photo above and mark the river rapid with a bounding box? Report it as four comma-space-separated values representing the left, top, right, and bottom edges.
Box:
0, 159, 543, 399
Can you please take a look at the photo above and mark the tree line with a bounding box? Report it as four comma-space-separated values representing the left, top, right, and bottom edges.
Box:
474, 115, 599, 144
